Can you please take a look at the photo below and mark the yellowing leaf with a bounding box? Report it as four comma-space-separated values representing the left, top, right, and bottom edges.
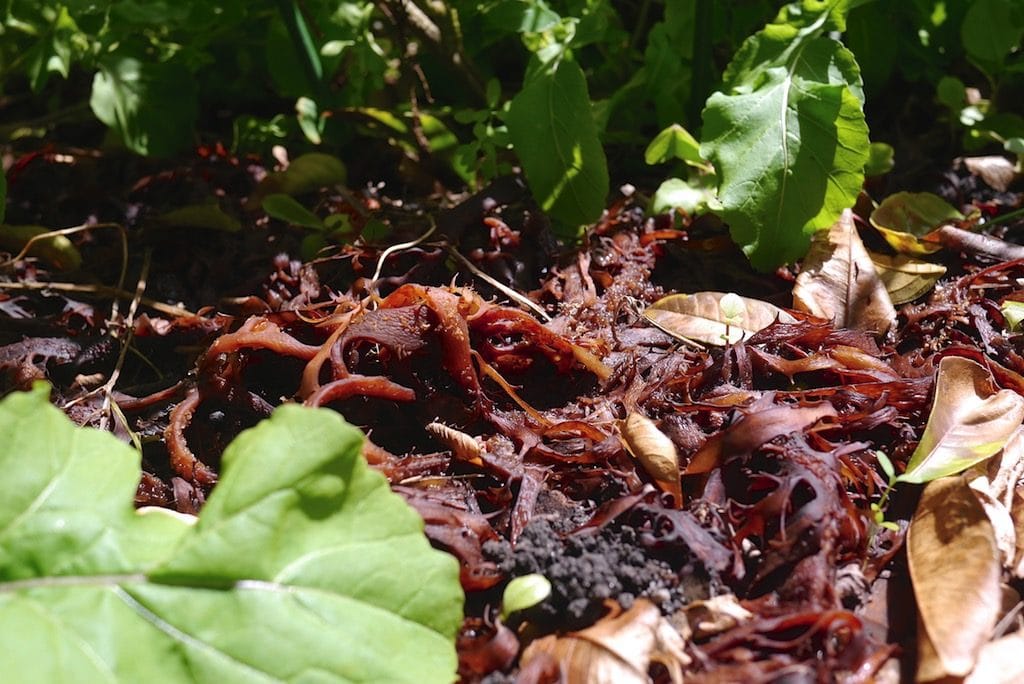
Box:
899, 356, 1024, 484
644, 291, 795, 346
869, 251, 946, 305
618, 413, 681, 503
870, 191, 964, 256
908, 476, 1001, 680
792, 209, 895, 334
520, 600, 689, 684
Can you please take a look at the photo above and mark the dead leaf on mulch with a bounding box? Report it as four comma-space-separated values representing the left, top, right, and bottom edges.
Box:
520, 599, 690, 684
793, 209, 896, 334
965, 631, 1024, 684
618, 413, 682, 503
909, 476, 1002, 681
868, 251, 946, 305
962, 156, 1018, 193
644, 291, 794, 346
674, 594, 753, 641
899, 356, 1024, 484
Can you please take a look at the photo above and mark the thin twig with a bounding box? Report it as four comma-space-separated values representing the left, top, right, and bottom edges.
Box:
0, 280, 193, 318
445, 246, 551, 322
370, 219, 438, 291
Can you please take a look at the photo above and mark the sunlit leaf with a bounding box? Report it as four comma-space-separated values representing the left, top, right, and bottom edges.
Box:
868, 251, 946, 305
1001, 300, 1024, 332
0, 385, 463, 683
618, 413, 681, 502
870, 191, 964, 256
649, 178, 713, 216
506, 57, 609, 230
792, 209, 895, 334
898, 356, 1024, 484
700, 2, 869, 270
520, 599, 690, 683
645, 291, 795, 346
644, 124, 704, 166
908, 476, 1001, 680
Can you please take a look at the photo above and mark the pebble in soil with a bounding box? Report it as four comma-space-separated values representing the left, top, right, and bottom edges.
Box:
485, 517, 711, 632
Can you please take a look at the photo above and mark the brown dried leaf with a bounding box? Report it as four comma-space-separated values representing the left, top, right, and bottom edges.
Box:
868, 251, 946, 305
676, 594, 753, 640
963, 156, 1018, 193
792, 209, 896, 334
900, 356, 1024, 484
908, 476, 1002, 681
964, 631, 1024, 684
644, 291, 795, 346
618, 413, 682, 503
520, 600, 690, 684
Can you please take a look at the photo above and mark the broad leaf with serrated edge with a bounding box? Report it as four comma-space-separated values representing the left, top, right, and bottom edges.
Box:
0, 385, 462, 683
700, 1, 869, 271
645, 291, 795, 346
898, 356, 1024, 484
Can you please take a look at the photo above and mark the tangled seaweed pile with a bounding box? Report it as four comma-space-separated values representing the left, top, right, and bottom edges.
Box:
3, 150, 1024, 681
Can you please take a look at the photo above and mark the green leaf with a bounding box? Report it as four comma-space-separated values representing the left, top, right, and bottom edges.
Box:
0, 385, 463, 683
876, 450, 896, 483
90, 56, 198, 158
502, 574, 552, 620
151, 203, 242, 233
645, 124, 704, 166
296, 96, 323, 145
864, 142, 895, 177
870, 191, 963, 256
506, 58, 609, 230
650, 178, 713, 216
898, 357, 1024, 485
936, 76, 966, 110
961, 0, 1024, 76
1005, 138, 1024, 156
1001, 300, 1024, 332
262, 193, 324, 230
700, 1, 870, 270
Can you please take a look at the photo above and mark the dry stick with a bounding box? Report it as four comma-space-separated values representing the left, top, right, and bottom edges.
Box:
444, 246, 552, 322
1, 222, 129, 319
369, 219, 438, 299
98, 249, 152, 432
0, 280, 194, 318
935, 225, 1024, 262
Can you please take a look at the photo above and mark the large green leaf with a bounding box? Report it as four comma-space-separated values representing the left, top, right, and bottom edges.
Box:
0, 385, 462, 683
506, 57, 609, 230
90, 56, 198, 157
700, 0, 869, 271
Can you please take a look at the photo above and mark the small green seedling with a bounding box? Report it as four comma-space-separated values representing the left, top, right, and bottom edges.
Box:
501, 573, 552, 621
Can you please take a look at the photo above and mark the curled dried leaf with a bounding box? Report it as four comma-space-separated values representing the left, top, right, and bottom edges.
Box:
792, 209, 895, 334
520, 599, 690, 684
676, 594, 753, 640
426, 422, 483, 465
644, 291, 795, 346
618, 413, 681, 503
